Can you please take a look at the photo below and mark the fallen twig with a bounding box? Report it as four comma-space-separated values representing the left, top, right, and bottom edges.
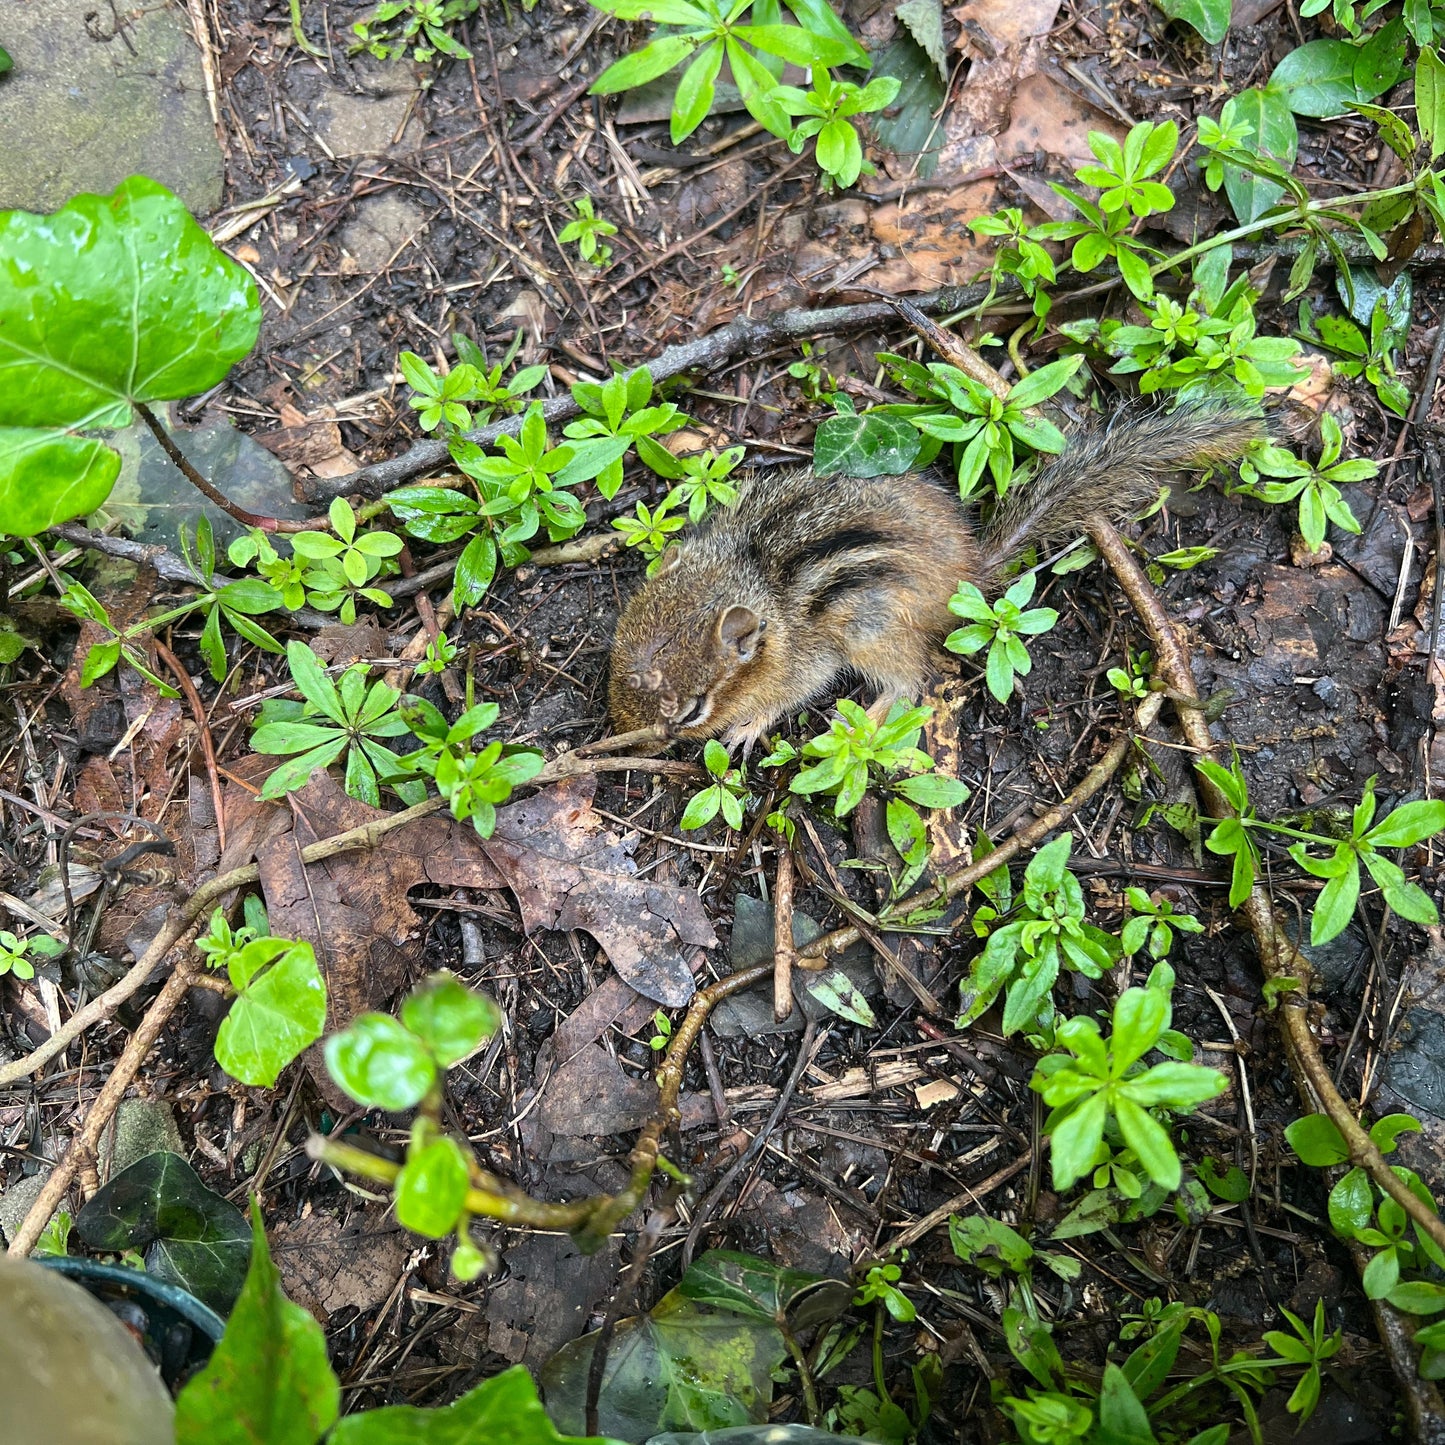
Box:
300, 284, 1000, 502
154, 640, 227, 853
1089, 515, 1445, 1432
773, 840, 797, 1023
308, 959, 777, 1238
1089, 517, 1445, 1258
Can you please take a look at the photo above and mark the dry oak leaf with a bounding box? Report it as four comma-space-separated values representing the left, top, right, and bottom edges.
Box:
429, 774, 718, 1007
270, 1208, 410, 1324
257, 401, 360, 480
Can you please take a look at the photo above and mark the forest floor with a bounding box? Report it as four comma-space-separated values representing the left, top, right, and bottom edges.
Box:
3, 0, 1445, 1439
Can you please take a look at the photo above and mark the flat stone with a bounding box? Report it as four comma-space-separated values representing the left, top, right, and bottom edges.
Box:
311, 82, 423, 158
104, 1098, 183, 1177
340, 192, 430, 270
711, 894, 878, 1038
0, 0, 223, 216
0, 1170, 49, 1247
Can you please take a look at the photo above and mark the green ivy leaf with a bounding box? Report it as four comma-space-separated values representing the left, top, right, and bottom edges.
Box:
1285, 1113, 1350, 1167
330, 1364, 619, 1444
1223, 87, 1298, 223
174, 1202, 339, 1443
0, 177, 260, 536
400, 972, 500, 1068
1271, 40, 1364, 118
395, 1135, 471, 1238
1154, 0, 1230, 44
812, 411, 922, 477
215, 940, 327, 1088
1419, 47, 1445, 160
76, 1151, 250, 1317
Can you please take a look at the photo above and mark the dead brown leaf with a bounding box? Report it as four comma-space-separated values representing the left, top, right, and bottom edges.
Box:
254, 774, 484, 1069
483, 1233, 621, 1369
271, 1207, 410, 1324
308, 618, 391, 667
218, 771, 712, 1101
954, 0, 1061, 50
996, 72, 1124, 189
539, 1041, 661, 1137
461, 776, 717, 1007
257, 402, 360, 480
866, 177, 1002, 293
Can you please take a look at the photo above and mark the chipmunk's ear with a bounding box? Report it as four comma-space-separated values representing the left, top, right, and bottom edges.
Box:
654, 547, 682, 576
717, 605, 764, 662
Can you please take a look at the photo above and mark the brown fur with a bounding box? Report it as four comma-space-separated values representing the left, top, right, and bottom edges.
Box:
608, 402, 1264, 748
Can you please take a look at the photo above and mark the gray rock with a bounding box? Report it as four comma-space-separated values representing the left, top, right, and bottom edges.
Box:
340, 192, 430, 270
711, 894, 878, 1038
0, 0, 223, 216
0, 1170, 50, 1247
1382, 1007, 1445, 1118
103, 1098, 183, 1178
311, 82, 423, 159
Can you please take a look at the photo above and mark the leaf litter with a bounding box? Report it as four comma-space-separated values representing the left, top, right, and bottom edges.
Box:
2, 0, 1444, 1435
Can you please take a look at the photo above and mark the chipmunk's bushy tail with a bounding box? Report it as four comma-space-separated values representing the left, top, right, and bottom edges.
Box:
980, 400, 1266, 567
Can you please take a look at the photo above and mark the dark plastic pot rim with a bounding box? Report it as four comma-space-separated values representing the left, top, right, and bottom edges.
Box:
37, 1255, 226, 1342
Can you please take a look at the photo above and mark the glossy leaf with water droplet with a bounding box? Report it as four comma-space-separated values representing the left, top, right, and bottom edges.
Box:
0, 176, 260, 535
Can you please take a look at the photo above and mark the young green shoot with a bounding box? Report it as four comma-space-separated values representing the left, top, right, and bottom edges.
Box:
681, 739, 749, 830
946, 573, 1059, 705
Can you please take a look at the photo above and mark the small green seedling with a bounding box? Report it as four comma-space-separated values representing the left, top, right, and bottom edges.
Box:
1263, 1299, 1343, 1423
613, 499, 688, 568
1299, 297, 1411, 417
415, 630, 459, 677
642, 444, 743, 521
777, 73, 901, 189
649, 1009, 673, 1051
558, 196, 617, 267
394, 697, 545, 838
681, 740, 748, 830
1106, 647, 1152, 700
197, 907, 327, 1089
958, 833, 1120, 1037
399, 347, 547, 436
788, 342, 834, 401
874, 353, 1082, 497
1033, 123, 1181, 301
0, 930, 62, 979
250, 642, 421, 808
565, 366, 691, 499
1032, 966, 1227, 1191
781, 700, 970, 819
352, 0, 477, 62
1238, 415, 1371, 553
946, 574, 1059, 705
1198, 758, 1445, 941
970, 207, 1059, 325
585, 0, 865, 147
854, 1258, 915, 1323
289, 497, 404, 624
1120, 889, 1204, 961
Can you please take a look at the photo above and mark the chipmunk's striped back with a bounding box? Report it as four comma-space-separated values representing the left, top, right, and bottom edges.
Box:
609, 467, 981, 748
608, 402, 1264, 748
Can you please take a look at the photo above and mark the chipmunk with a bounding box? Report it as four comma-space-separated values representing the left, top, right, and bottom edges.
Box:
608, 402, 1264, 750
